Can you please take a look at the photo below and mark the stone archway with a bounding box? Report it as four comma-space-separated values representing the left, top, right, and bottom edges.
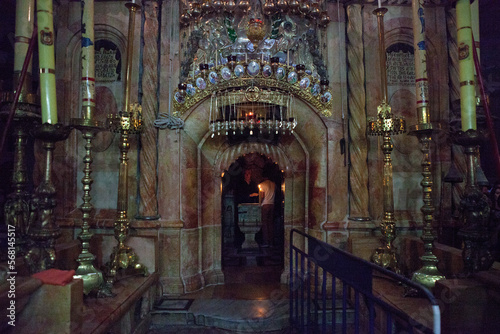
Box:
176, 96, 329, 292
197, 134, 309, 285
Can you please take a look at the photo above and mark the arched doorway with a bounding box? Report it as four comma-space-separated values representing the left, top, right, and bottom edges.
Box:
221, 153, 284, 283
186, 96, 324, 291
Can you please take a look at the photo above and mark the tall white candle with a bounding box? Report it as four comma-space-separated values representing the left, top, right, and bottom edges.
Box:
14, 0, 34, 84
456, 0, 476, 131
81, 0, 96, 120
470, 0, 480, 63
412, 0, 429, 124
378, 0, 382, 8
37, 0, 58, 124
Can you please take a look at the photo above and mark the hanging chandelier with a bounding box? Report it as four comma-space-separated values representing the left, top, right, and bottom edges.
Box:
173, 53, 332, 137
208, 87, 297, 137
180, 0, 331, 28
173, 0, 333, 137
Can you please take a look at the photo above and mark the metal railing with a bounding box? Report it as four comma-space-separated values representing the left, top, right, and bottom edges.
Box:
289, 229, 440, 333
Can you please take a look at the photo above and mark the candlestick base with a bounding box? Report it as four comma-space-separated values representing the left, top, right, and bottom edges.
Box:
371, 246, 398, 272
25, 123, 72, 273
371, 212, 399, 274
411, 256, 445, 290
106, 217, 148, 285
454, 129, 493, 275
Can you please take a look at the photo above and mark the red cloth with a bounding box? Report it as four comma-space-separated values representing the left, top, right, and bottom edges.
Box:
32, 269, 76, 286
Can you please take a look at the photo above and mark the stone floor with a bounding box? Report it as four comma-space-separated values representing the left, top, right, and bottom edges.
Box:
147, 325, 301, 334
148, 246, 500, 334
147, 264, 443, 334
149, 260, 291, 333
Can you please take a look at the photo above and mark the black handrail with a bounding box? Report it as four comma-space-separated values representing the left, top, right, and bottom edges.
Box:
289, 228, 441, 334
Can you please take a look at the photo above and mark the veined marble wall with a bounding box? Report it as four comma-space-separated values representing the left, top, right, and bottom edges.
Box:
52, 0, 453, 295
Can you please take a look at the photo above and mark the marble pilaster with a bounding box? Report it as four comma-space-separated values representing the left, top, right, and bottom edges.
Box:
137, 0, 160, 219
201, 225, 224, 286
347, 3, 370, 220
181, 228, 203, 292
158, 226, 184, 295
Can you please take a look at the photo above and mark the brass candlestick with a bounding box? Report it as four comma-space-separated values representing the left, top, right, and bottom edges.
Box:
367, 8, 406, 272
24, 123, 72, 273
105, 2, 147, 288
1, 23, 39, 256
1, 95, 39, 255
409, 123, 445, 290
106, 104, 147, 286
455, 130, 493, 274
71, 117, 112, 296
406, 0, 445, 290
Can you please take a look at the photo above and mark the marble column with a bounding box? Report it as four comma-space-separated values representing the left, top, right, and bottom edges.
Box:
137, 0, 160, 219
346, 4, 370, 220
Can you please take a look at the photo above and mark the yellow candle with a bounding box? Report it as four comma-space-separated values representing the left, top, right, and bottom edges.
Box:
37, 0, 58, 124
456, 0, 476, 131
14, 0, 34, 75
470, 0, 480, 62
412, 0, 429, 124
81, 0, 96, 120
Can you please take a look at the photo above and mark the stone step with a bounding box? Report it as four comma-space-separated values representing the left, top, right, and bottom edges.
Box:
150, 297, 355, 332
151, 298, 289, 332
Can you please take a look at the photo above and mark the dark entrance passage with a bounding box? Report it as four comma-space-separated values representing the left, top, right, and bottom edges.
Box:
221, 153, 284, 281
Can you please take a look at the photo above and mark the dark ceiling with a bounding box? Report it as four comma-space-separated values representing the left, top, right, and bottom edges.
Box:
0, 0, 499, 88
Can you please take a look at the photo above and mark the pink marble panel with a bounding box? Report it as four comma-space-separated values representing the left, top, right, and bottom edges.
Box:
181, 167, 198, 228
157, 130, 181, 221
180, 132, 198, 169
328, 143, 349, 221
309, 187, 326, 228
326, 232, 349, 249
307, 228, 324, 242
285, 139, 307, 172
290, 172, 306, 227
201, 226, 219, 270
158, 229, 184, 294
181, 228, 200, 278
309, 145, 328, 188
200, 169, 216, 226
297, 117, 327, 152
183, 102, 212, 143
